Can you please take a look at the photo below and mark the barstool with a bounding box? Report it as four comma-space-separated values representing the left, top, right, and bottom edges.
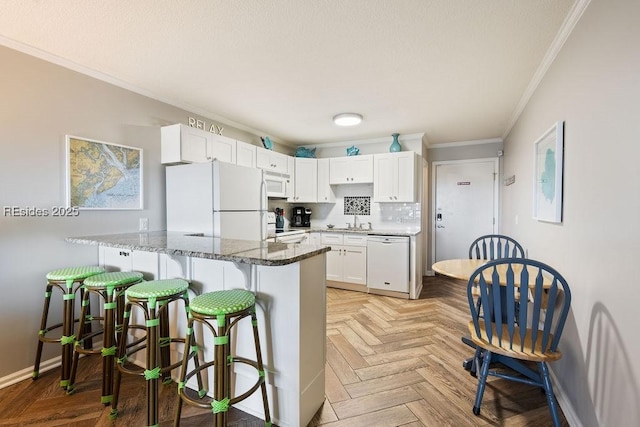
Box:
110, 279, 191, 426
66, 271, 144, 403
33, 265, 105, 389
174, 289, 271, 426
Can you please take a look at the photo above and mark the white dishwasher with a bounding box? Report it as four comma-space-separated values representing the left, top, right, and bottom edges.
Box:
367, 235, 410, 293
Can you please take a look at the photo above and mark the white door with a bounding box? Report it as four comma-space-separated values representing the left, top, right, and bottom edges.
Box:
433, 159, 498, 262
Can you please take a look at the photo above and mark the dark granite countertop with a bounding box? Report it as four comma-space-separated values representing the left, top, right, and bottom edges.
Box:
66, 231, 330, 266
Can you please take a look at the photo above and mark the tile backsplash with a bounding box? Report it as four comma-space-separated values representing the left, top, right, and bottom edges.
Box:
311, 184, 421, 231
343, 196, 370, 216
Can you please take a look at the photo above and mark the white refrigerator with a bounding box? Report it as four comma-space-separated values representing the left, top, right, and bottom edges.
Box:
166, 160, 267, 240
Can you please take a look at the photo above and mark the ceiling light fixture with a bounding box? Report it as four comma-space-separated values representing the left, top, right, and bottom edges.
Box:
333, 113, 363, 126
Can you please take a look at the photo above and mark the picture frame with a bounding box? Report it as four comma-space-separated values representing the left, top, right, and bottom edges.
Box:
532, 121, 564, 223
66, 135, 143, 210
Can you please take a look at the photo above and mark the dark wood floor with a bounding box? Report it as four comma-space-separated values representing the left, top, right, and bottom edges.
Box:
0, 275, 567, 426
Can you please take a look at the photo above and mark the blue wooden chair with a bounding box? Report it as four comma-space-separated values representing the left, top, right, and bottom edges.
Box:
466, 258, 571, 427
464, 234, 525, 375
468, 234, 525, 260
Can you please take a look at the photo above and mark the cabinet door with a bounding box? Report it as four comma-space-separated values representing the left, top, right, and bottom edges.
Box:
317, 158, 335, 202
329, 155, 373, 184
373, 152, 417, 202
342, 246, 367, 284
329, 157, 350, 184
325, 245, 343, 281
236, 141, 257, 168
180, 125, 212, 162
256, 147, 289, 174
308, 232, 321, 245
256, 147, 272, 170
209, 134, 236, 163
373, 154, 396, 201
292, 158, 317, 203
271, 151, 289, 174
351, 155, 374, 183
395, 152, 417, 202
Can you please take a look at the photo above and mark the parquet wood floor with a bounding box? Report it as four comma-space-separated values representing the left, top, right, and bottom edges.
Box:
0, 275, 567, 426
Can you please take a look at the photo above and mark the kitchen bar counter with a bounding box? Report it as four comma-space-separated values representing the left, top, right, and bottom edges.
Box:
67, 230, 328, 426
66, 230, 330, 266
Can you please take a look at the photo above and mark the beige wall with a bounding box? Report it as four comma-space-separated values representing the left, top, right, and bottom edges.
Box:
502, 0, 640, 425
0, 45, 266, 379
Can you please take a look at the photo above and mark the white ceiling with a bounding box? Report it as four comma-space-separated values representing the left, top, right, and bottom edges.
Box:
0, 0, 580, 146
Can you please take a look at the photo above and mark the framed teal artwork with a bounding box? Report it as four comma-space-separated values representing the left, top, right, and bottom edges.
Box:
532, 121, 563, 223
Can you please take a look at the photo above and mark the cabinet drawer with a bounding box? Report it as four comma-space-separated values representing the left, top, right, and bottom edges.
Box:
344, 234, 367, 246
321, 233, 344, 245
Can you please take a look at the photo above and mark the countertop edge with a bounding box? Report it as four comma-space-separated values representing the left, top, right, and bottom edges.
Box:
66, 232, 331, 266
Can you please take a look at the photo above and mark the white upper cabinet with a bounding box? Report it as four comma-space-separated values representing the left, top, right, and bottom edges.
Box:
290, 157, 318, 203
236, 140, 257, 168
317, 158, 335, 202
373, 152, 417, 202
161, 124, 236, 164
329, 154, 374, 184
256, 146, 290, 175
209, 133, 236, 163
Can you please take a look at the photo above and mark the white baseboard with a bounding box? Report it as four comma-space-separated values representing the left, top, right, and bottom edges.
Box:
550, 367, 582, 426
0, 356, 61, 389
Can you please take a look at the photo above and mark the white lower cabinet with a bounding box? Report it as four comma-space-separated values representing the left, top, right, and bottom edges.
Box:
308, 232, 321, 245
322, 233, 367, 286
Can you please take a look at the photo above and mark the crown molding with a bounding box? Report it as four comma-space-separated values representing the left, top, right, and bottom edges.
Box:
304, 133, 425, 148
428, 137, 502, 149
502, 0, 592, 140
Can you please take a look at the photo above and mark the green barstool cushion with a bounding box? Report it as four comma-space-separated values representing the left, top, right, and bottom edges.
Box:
84, 271, 144, 288
126, 279, 189, 299
46, 266, 105, 281
191, 289, 255, 316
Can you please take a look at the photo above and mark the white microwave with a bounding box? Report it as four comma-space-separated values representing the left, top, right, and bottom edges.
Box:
264, 170, 291, 198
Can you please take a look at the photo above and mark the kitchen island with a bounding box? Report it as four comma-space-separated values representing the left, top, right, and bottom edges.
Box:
66, 231, 330, 427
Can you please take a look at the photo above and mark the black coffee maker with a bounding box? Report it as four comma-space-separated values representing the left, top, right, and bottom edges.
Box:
292, 206, 311, 227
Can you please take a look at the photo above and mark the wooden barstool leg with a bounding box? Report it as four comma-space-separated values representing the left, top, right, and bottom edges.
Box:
251, 309, 271, 424
66, 289, 92, 394
33, 282, 54, 380
101, 284, 117, 404
61, 279, 76, 389
146, 299, 160, 427
214, 313, 229, 426
110, 300, 132, 421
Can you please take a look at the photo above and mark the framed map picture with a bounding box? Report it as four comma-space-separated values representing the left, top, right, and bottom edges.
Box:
66, 135, 143, 210
532, 121, 563, 223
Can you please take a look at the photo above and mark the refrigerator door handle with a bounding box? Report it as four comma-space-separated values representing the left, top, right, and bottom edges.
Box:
260, 170, 267, 212
260, 170, 268, 241
260, 210, 267, 241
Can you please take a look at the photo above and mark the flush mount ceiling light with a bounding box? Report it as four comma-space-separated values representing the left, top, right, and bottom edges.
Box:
333, 113, 363, 126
